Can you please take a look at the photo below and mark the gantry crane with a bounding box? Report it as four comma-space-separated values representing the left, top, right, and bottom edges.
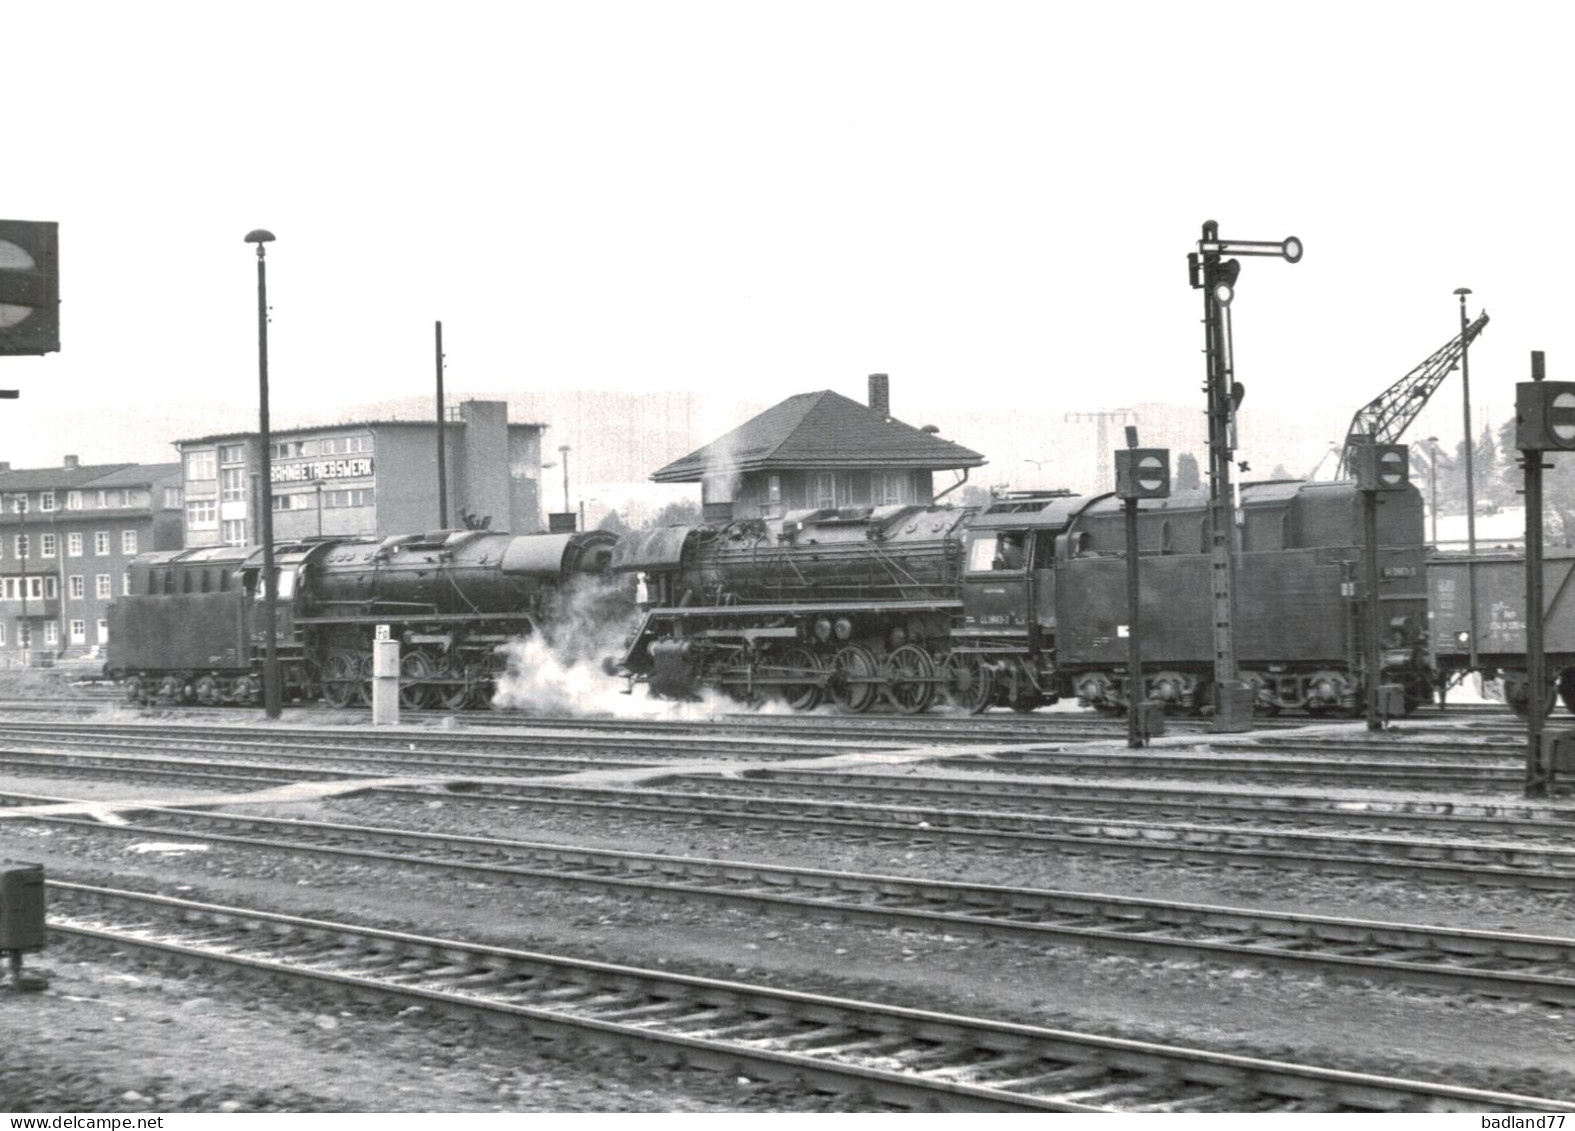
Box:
1333, 311, 1490, 479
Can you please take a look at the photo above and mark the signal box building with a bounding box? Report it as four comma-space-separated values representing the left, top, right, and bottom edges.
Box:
0, 457, 184, 663
174, 400, 547, 548
652, 374, 986, 521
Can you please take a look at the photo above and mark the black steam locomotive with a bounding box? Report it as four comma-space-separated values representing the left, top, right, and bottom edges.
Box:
107, 528, 618, 707
611, 480, 1433, 715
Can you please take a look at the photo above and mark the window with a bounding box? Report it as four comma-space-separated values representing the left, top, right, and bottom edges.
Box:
321, 435, 372, 455
270, 440, 308, 460
45, 576, 56, 599
121, 530, 137, 555
40, 534, 55, 559
219, 443, 245, 464
323, 488, 374, 509
44, 622, 58, 646
874, 473, 903, 507
95, 574, 111, 599
94, 531, 109, 555
0, 623, 7, 646
163, 487, 182, 509
767, 474, 782, 515
67, 533, 82, 557
10, 495, 26, 515
39, 491, 54, 512
220, 466, 247, 503
122, 573, 132, 595
272, 493, 308, 510
69, 620, 85, 645
67, 490, 82, 510
187, 501, 217, 531
813, 473, 836, 509
221, 519, 247, 546
13, 534, 27, 559
185, 450, 217, 481
69, 576, 83, 599
4, 578, 43, 600
96, 619, 107, 643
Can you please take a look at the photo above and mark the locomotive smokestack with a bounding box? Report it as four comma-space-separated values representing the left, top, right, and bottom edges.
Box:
869, 373, 890, 420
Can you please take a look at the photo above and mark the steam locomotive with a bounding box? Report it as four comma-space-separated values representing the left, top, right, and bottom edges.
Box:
105, 478, 1431, 717
107, 528, 619, 707
610, 480, 1434, 715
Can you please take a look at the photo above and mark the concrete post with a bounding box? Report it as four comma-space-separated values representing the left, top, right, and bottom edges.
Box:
371, 638, 400, 726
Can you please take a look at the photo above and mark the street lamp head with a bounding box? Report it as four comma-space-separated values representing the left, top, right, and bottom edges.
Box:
1454, 287, 1472, 297
244, 230, 276, 245
559, 445, 571, 455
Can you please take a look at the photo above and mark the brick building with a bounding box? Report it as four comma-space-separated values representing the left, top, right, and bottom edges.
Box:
0, 457, 183, 664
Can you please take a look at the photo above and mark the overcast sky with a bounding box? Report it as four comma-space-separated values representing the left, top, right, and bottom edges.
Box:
2, 2, 1567, 481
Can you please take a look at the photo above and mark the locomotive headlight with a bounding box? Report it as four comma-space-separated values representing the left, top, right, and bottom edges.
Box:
814, 617, 833, 643
833, 617, 854, 641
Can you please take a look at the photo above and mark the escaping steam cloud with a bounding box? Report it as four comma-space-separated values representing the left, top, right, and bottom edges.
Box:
487, 573, 803, 718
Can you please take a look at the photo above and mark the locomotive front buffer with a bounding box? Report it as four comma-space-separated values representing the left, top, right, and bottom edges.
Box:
0, 860, 47, 991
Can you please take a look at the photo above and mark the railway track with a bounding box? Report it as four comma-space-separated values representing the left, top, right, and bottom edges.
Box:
12, 801, 1575, 1004
43, 881, 1572, 1113
0, 720, 897, 764
6, 761, 1575, 891
657, 769, 1575, 841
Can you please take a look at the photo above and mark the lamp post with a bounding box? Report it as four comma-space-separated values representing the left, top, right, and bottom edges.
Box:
1455, 288, 1480, 676
245, 228, 282, 720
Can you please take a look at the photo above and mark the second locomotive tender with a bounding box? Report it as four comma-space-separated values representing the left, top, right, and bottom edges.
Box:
610, 479, 1432, 715
108, 527, 620, 707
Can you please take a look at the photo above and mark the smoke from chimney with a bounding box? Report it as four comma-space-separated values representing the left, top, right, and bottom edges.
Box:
868, 373, 890, 419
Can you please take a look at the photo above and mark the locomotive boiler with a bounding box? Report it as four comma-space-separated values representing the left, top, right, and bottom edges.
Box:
613, 503, 972, 710
108, 528, 619, 708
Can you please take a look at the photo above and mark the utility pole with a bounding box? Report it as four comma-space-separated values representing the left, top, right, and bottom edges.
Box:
1064, 409, 1136, 494
435, 320, 447, 529
1189, 221, 1302, 731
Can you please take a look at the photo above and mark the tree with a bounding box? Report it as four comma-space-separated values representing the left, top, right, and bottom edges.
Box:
597, 509, 630, 536
646, 499, 700, 529
1174, 452, 1201, 492
954, 485, 992, 510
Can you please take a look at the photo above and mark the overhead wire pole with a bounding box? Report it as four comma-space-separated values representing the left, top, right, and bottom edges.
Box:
435, 321, 447, 529
1189, 221, 1302, 731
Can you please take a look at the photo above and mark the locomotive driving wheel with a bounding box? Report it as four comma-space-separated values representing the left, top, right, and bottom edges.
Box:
321, 649, 361, 709
399, 651, 437, 710
940, 653, 994, 715
882, 643, 935, 715
1501, 670, 1557, 718
827, 644, 880, 714
770, 646, 823, 711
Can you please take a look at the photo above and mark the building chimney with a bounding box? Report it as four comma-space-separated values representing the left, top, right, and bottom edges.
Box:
868, 373, 890, 419
63, 455, 78, 469
0, 462, 10, 473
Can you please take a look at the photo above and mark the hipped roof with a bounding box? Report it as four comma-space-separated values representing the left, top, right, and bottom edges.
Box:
652, 390, 985, 483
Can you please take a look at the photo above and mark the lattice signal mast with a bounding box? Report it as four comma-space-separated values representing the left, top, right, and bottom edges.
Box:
1334, 311, 1489, 479
1064, 408, 1137, 493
